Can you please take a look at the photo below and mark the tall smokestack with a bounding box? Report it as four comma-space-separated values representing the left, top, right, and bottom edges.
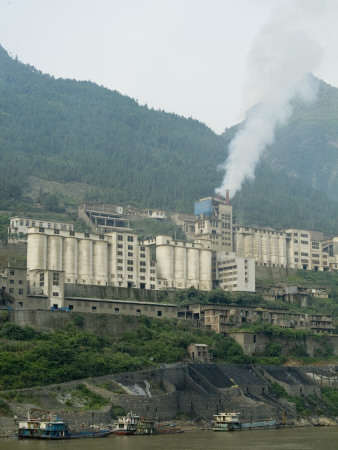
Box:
225, 190, 230, 204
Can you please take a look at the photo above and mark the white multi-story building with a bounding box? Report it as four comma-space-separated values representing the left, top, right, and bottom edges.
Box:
285, 229, 330, 271
8, 216, 73, 243
216, 252, 255, 292
27, 227, 155, 298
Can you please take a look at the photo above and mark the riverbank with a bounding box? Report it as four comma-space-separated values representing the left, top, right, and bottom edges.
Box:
1, 416, 338, 438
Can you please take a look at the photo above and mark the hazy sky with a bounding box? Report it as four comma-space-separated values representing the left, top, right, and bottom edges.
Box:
0, 0, 337, 134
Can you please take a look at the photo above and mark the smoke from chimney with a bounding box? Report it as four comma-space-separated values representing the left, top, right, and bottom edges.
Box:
215, 1, 324, 199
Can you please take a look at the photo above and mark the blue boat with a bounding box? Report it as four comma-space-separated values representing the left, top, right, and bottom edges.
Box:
18, 415, 111, 439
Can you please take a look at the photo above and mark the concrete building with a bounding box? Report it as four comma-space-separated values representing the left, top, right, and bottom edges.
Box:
143, 235, 213, 291
171, 213, 196, 241
27, 227, 156, 307
194, 194, 233, 252
8, 216, 73, 243
141, 209, 166, 220
0, 267, 28, 309
178, 303, 335, 334
233, 226, 287, 268
215, 252, 255, 292
285, 229, 330, 271
187, 343, 212, 362
63, 297, 177, 318
78, 202, 131, 234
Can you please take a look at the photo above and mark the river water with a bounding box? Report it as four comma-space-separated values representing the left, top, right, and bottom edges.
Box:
1, 427, 337, 450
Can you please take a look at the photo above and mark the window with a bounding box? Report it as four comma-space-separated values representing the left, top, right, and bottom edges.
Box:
53, 272, 59, 286
301, 233, 308, 238
118, 251, 123, 256
26, 220, 29, 226
301, 240, 308, 245
92, 306, 97, 311
70, 230, 75, 236
117, 266, 123, 271
140, 246, 145, 251
118, 244, 123, 248
9, 288, 14, 294
118, 235, 123, 241
294, 239, 298, 243
157, 311, 162, 317
127, 267, 133, 272
127, 260, 133, 265
128, 252, 133, 257
84, 232, 89, 238
10, 269, 15, 275
127, 236, 134, 242
140, 261, 146, 266
140, 268, 146, 273
53, 292, 59, 296
9, 279, 14, 284
39, 227, 44, 232
128, 275, 133, 279
128, 245, 133, 250
140, 253, 146, 258
54, 229, 59, 234
115, 308, 119, 313
118, 259, 123, 263
18, 280, 23, 284
99, 235, 104, 240
32, 221, 35, 226
19, 289, 23, 295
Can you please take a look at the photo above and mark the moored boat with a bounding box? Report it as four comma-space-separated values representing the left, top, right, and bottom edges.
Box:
18, 414, 111, 439
112, 412, 139, 435
135, 419, 157, 435
212, 412, 277, 431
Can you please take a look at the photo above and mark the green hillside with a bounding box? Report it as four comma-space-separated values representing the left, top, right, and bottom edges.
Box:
1, 45, 338, 234
0, 45, 225, 212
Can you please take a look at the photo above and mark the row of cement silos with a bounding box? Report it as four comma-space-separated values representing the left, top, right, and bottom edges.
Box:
27, 233, 111, 285
235, 232, 287, 267
156, 243, 212, 290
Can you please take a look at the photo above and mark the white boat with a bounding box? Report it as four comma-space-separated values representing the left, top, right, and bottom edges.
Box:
212, 412, 277, 431
112, 412, 139, 435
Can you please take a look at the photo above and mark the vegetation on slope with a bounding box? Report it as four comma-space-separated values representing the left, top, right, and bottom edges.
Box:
0, 45, 225, 212
1, 46, 338, 234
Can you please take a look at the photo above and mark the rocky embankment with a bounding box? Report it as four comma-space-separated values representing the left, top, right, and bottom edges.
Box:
1, 363, 337, 437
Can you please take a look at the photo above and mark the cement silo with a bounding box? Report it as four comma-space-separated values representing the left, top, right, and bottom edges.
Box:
47, 235, 63, 271
63, 237, 78, 283
93, 240, 108, 284
78, 238, 93, 284
156, 244, 174, 283
187, 247, 200, 286
27, 232, 47, 270
174, 246, 187, 287
199, 249, 212, 290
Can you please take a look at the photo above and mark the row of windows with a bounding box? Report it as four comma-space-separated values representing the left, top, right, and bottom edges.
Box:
8, 288, 24, 295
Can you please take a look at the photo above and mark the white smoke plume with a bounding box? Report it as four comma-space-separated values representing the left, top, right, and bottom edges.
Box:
216, 1, 324, 198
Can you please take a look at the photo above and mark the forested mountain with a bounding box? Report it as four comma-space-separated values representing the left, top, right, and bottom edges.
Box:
1, 45, 338, 234
0, 45, 225, 212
